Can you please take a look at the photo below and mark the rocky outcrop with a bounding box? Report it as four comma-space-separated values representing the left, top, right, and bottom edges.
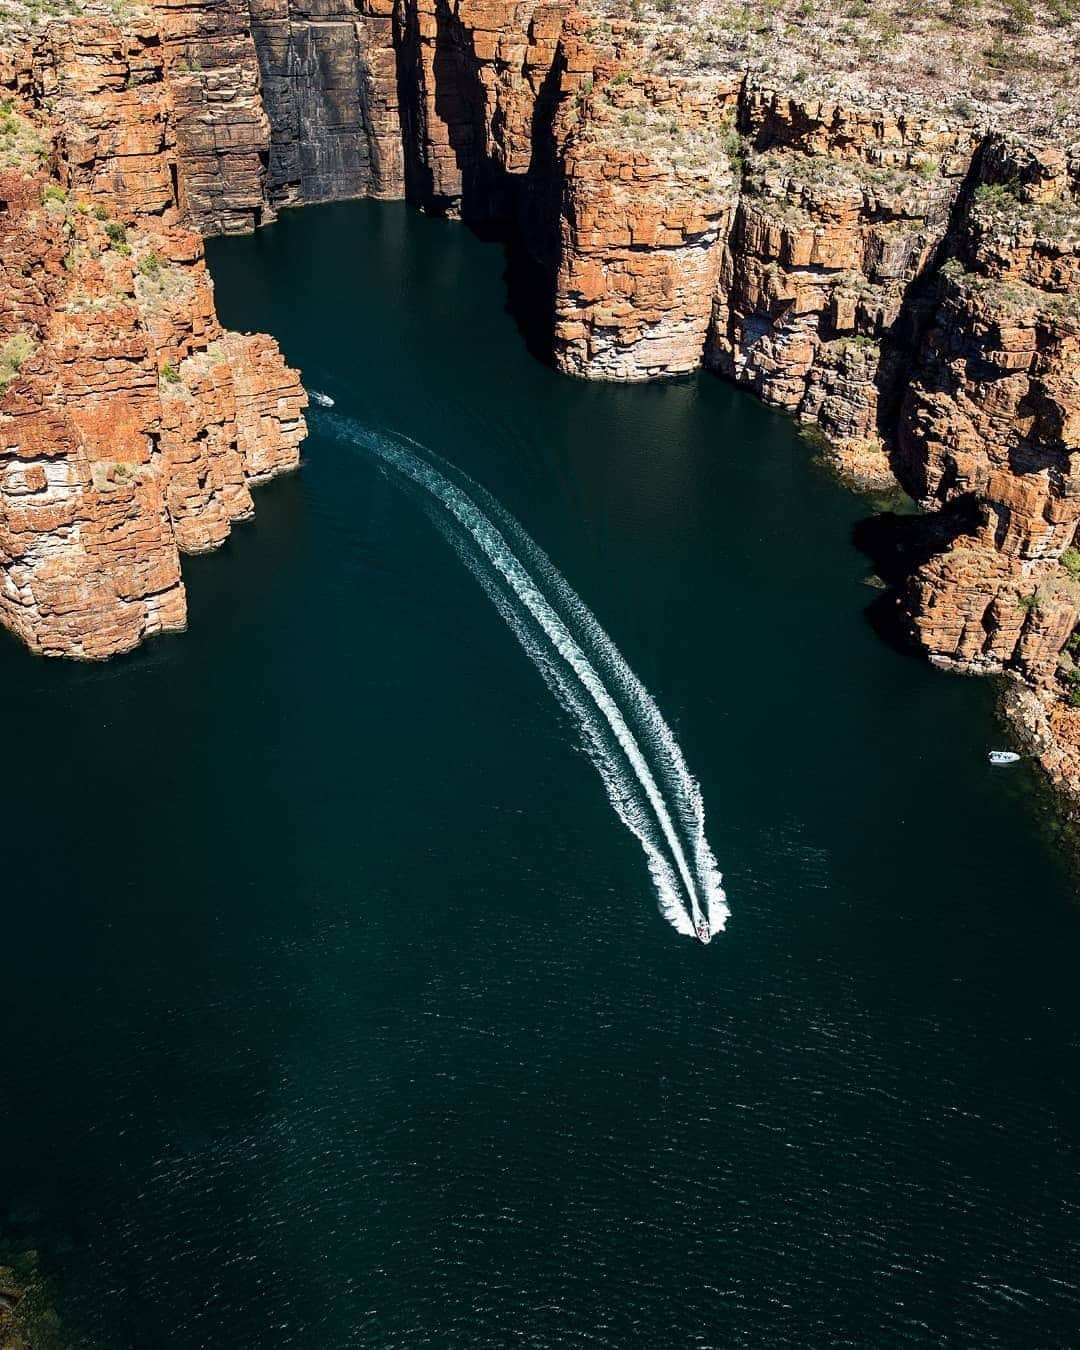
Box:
0, 28, 306, 660
0, 1242, 55, 1350
551, 41, 740, 378
897, 145, 1080, 672
706, 91, 978, 479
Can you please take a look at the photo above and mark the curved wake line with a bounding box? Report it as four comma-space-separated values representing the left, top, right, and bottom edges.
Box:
321, 415, 729, 939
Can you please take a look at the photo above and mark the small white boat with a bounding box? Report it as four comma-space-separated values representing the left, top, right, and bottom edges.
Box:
988, 750, 1021, 765
309, 390, 335, 408
696, 922, 711, 945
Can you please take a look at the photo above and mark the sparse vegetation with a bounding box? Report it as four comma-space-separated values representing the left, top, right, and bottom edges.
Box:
974, 179, 1022, 207
595, 0, 1080, 138
941, 260, 1080, 323
137, 251, 163, 279
0, 102, 48, 173
0, 1241, 62, 1350
103, 220, 132, 257
972, 184, 1080, 245
0, 331, 35, 394
1061, 546, 1080, 579
1003, 0, 1035, 29
1061, 664, 1080, 706
158, 361, 181, 384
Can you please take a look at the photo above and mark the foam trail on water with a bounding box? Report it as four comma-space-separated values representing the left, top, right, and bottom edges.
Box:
416, 434, 729, 936
322, 415, 728, 939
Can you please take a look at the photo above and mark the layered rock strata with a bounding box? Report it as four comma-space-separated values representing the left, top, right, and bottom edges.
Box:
0, 26, 306, 659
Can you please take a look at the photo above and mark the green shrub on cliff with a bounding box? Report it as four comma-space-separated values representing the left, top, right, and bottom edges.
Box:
1060, 665, 1080, 707
716, 115, 746, 178
158, 362, 181, 385
1060, 547, 1080, 579
0, 333, 34, 395
103, 221, 132, 258
0, 105, 47, 174
974, 179, 1022, 208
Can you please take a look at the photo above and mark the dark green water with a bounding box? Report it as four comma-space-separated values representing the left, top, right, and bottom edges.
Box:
2, 200, 1079, 1347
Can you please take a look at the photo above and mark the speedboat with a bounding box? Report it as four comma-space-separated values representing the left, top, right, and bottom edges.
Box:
988, 750, 1021, 765
696, 922, 711, 944
309, 390, 335, 407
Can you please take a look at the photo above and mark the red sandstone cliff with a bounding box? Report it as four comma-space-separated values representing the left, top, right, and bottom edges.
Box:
0, 20, 306, 658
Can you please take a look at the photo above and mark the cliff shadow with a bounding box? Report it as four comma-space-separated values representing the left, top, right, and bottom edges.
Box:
467, 219, 558, 368
852, 492, 983, 655
869, 142, 991, 495
469, 54, 564, 367
397, 0, 563, 367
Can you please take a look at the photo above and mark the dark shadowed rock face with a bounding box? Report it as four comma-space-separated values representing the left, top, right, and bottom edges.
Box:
248, 0, 403, 207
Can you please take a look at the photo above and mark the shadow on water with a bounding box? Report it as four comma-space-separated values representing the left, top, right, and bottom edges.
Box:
468, 219, 556, 369
851, 491, 984, 656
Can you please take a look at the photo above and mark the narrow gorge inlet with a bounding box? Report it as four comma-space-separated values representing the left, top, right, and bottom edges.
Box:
0, 200, 1078, 1347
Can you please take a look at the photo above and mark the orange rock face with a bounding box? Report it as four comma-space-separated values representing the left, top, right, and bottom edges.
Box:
0, 56, 306, 659
528, 44, 1080, 803
890, 143, 1080, 796
551, 44, 740, 379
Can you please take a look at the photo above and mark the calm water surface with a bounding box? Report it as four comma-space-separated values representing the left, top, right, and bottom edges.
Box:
2, 201, 1079, 1347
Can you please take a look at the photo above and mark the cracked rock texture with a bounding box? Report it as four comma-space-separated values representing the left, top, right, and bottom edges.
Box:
0, 22, 306, 658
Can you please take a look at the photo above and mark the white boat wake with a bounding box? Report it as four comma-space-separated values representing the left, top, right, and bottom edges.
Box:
320, 415, 729, 941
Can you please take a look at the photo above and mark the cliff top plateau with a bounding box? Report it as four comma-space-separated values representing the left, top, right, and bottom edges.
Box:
2, 0, 1078, 136
583, 0, 1079, 138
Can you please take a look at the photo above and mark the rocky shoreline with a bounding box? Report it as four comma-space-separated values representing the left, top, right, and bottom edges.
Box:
1, 0, 1077, 803
0, 1243, 58, 1350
